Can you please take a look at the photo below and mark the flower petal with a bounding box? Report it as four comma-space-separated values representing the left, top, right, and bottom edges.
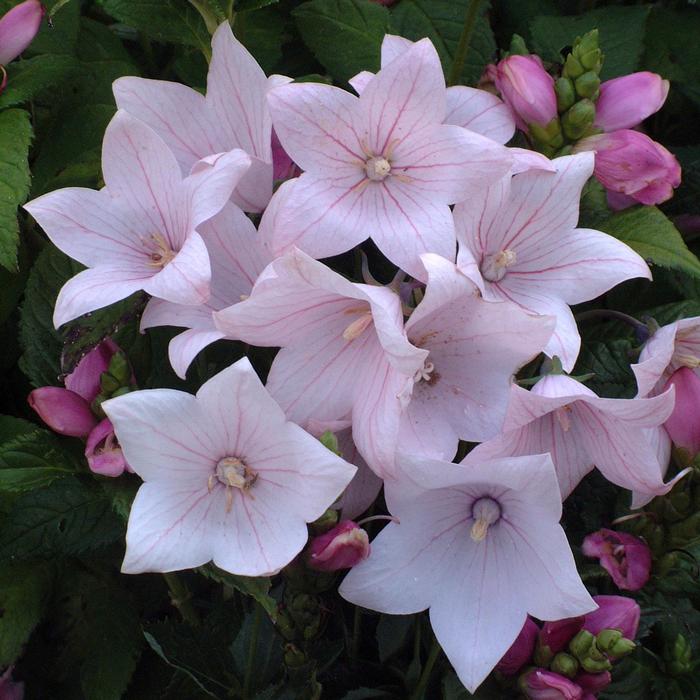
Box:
168, 328, 227, 379
445, 86, 515, 144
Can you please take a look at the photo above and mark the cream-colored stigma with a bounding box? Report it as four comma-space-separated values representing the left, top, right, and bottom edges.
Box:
365, 156, 392, 182
209, 457, 258, 513
480, 249, 517, 283
677, 353, 700, 369
470, 497, 501, 542
342, 311, 373, 341
147, 232, 177, 268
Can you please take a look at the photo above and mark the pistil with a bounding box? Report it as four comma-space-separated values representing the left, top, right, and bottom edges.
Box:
470, 497, 502, 542
480, 249, 517, 283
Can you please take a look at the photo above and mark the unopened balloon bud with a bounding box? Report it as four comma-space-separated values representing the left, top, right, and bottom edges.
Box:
575, 71, 601, 99
562, 99, 596, 140
550, 652, 579, 678
555, 77, 576, 112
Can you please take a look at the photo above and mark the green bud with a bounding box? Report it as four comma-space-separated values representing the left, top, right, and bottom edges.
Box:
656, 552, 678, 577
529, 117, 564, 150
569, 630, 595, 660
100, 371, 121, 395
284, 643, 307, 668
646, 523, 666, 555
575, 29, 599, 55
555, 145, 573, 157
319, 430, 340, 456
564, 54, 584, 79
309, 508, 338, 534
580, 49, 603, 73
509, 33, 529, 56
596, 629, 622, 653
561, 99, 596, 140
533, 643, 554, 667
107, 350, 131, 386
670, 511, 700, 543
574, 71, 601, 100
91, 393, 108, 418
669, 489, 692, 515
608, 637, 636, 659
110, 386, 131, 400
580, 655, 613, 673
669, 633, 693, 675
551, 652, 579, 678
555, 78, 576, 112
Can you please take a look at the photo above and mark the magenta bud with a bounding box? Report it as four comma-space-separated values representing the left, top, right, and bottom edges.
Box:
271, 128, 301, 182
307, 520, 370, 571
496, 617, 539, 676
578, 129, 681, 207
0, 0, 44, 66
28, 387, 97, 437
583, 595, 640, 640
0, 666, 24, 700
576, 670, 611, 696
85, 418, 129, 477
539, 616, 586, 656
519, 668, 583, 699
595, 72, 669, 132
495, 54, 558, 131
64, 338, 121, 404
582, 529, 651, 591
663, 367, 700, 457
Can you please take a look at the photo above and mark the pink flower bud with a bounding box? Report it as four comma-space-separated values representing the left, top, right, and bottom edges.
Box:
0, 0, 44, 66
307, 520, 370, 571
595, 72, 669, 132
663, 367, 700, 456
583, 595, 640, 640
519, 669, 583, 699
28, 387, 97, 437
497, 617, 539, 675
271, 128, 301, 182
0, 667, 24, 700
582, 529, 651, 591
495, 55, 557, 130
576, 671, 612, 697
578, 130, 681, 207
85, 418, 129, 477
64, 338, 120, 404
539, 616, 585, 655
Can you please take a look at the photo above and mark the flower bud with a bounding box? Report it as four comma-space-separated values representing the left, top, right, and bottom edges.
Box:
561, 99, 596, 140
669, 633, 693, 675
584, 596, 640, 640
272, 128, 301, 182
595, 629, 622, 653
555, 78, 576, 112
85, 418, 129, 477
518, 669, 584, 699
0, 666, 24, 700
0, 0, 44, 67
577, 130, 681, 207
580, 654, 612, 674
536, 616, 585, 666
65, 338, 121, 404
663, 368, 700, 457
307, 520, 369, 572
607, 636, 636, 659
574, 71, 600, 100
569, 630, 596, 660
576, 670, 611, 695
495, 55, 558, 130
595, 72, 669, 132
509, 34, 529, 56
582, 529, 651, 591
28, 387, 97, 437
551, 652, 580, 678
564, 54, 585, 79
497, 617, 539, 676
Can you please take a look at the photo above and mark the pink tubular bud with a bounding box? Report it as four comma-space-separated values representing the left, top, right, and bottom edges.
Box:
494, 55, 557, 130
582, 529, 651, 591
64, 338, 121, 403
307, 520, 370, 571
519, 668, 583, 699
0, 666, 24, 700
583, 595, 640, 640
663, 367, 700, 456
28, 387, 97, 437
85, 418, 129, 477
539, 616, 585, 656
595, 72, 669, 132
497, 617, 539, 676
271, 128, 301, 182
0, 0, 44, 66
577, 129, 681, 207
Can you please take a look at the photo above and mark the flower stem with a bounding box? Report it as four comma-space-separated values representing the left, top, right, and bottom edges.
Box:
243, 604, 262, 699
447, 0, 485, 87
574, 308, 648, 333
163, 572, 200, 626
410, 636, 442, 700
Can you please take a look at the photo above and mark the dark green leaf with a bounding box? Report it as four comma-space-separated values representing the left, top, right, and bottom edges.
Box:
531, 6, 651, 79
199, 563, 278, 620
574, 338, 637, 398
376, 614, 413, 663
237, 5, 286, 74
0, 55, 80, 109
294, 0, 390, 84
0, 109, 32, 272
390, 0, 496, 86
235, 0, 279, 10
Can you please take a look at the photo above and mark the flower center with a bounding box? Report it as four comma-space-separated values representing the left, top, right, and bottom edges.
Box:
480, 249, 517, 283
209, 456, 258, 513
147, 232, 177, 268
470, 497, 501, 542
342, 310, 373, 341
365, 156, 392, 182
413, 360, 437, 385
555, 405, 573, 432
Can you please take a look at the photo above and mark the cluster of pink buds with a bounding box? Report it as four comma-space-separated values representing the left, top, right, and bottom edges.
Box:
28, 339, 133, 477
498, 596, 641, 699
0, 0, 44, 93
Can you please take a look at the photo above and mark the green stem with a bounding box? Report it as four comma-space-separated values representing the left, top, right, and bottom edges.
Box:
163, 573, 200, 626
447, 0, 485, 87
243, 605, 262, 699
410, 637, 442, 700
575, 308, 647, 334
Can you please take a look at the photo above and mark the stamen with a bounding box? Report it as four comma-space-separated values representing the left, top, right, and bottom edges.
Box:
555, 405, 573, 432
480, 249, 517, 283
470, 497, 501, 542
214, 457, 258, 513
146, 232, 177, 268
365, 156, 392, 182
343, 311, 373, 341
413, 361, 435, 384
676, 353, 700, 368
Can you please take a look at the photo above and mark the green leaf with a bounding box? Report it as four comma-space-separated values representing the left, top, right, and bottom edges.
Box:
0, 561, 52, 666
28, 0, 81, 56
574, 338, 637, 398
0, 55, 80, 109
237, 5, 286, 74
19, 245, 80, 387
199, 564, 278, 620
530, 5, 651, 80
0, 109, 32, 272
389, 0, 496, 86
293, 0, 390, 84
98, 0, 211, 52
0, 477, 123, 561
235, 0, 279, 10
599, 206, 700, 280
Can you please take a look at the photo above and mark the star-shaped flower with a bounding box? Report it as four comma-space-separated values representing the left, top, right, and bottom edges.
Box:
103, 358, 356, 576
25, 111, 250, 327
455, 153, 651, 370
339, 451, 595, 693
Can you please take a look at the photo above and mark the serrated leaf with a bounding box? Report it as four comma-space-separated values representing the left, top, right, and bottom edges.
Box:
389, 0, 496, 86
294, 0, 390, 84
574, 338, 637, 398
0, 108, 32, 272
199, 564, 278, 620
530, 5, 651, 80
0, 55, 80, 109
0, 477, 123, 560
0, 561, 52, 666
237, 5, 285, 74
600, 206, 700, 280
641, 300, 700, 326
